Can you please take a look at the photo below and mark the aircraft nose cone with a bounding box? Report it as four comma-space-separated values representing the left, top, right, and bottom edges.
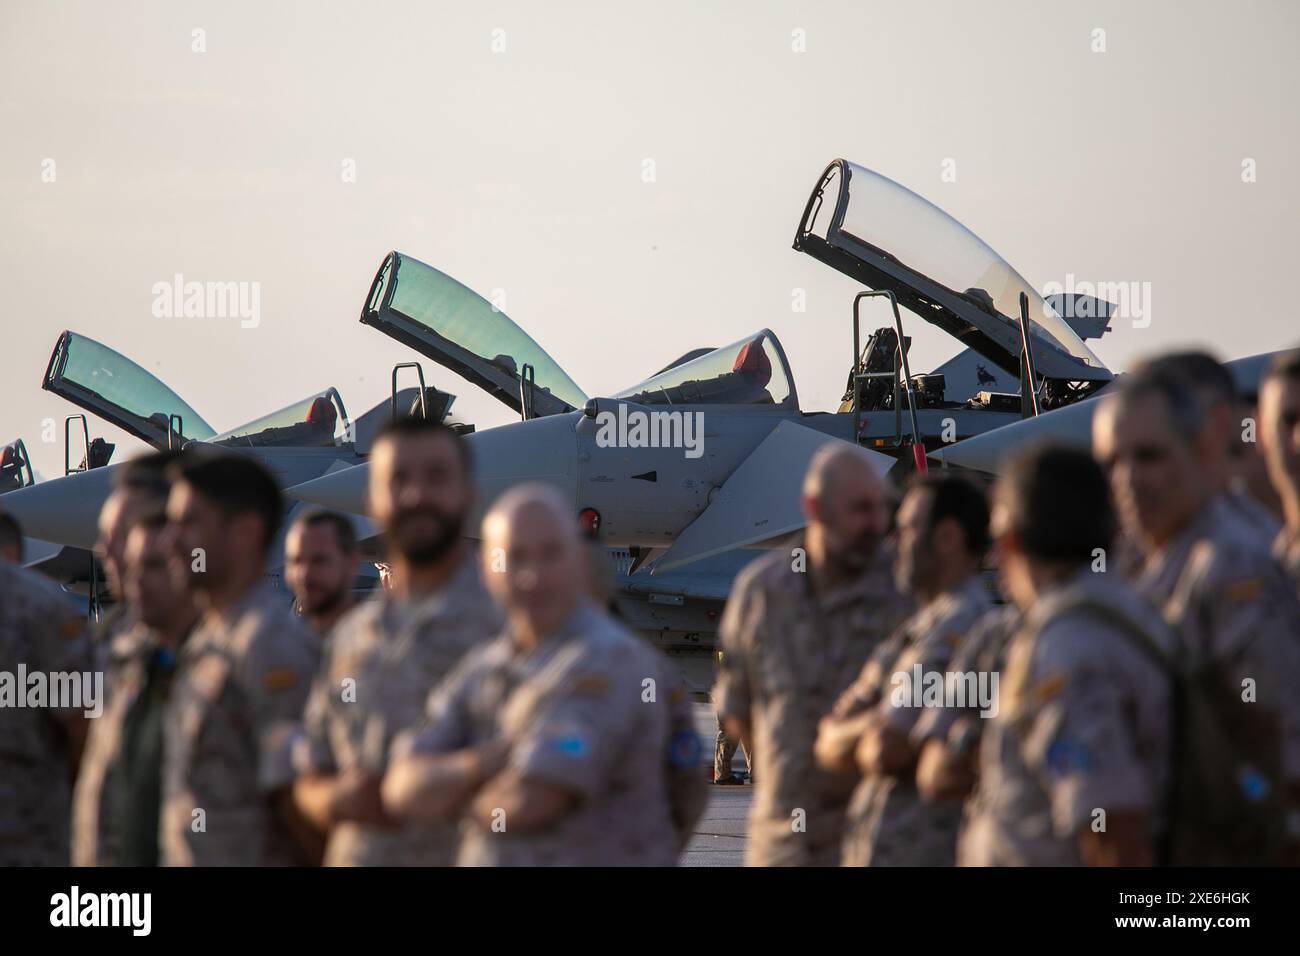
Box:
928, 396, 1101, 474
0, 465, 118, 550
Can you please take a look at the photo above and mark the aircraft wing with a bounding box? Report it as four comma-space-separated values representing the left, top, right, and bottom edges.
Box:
652, 421, 893, 574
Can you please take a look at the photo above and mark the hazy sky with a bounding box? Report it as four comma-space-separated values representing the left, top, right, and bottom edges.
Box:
2, 0, 1296, 479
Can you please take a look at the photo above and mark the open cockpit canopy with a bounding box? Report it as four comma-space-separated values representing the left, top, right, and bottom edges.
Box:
43, 331, 217, 449
361, 252, 588, 417
794, 160, 1111, 383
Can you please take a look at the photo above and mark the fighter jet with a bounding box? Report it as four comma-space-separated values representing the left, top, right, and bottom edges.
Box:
286, 159, 1128, 576
348, 255, 810, 670
0, 329, 440, 590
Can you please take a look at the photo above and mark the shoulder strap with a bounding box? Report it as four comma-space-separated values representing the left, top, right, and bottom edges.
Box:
1047, 593, 1176, 678
1048, 591, 1179, 867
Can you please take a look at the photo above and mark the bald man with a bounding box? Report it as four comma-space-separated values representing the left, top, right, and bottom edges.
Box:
712, 442, 910, 866
382, 484, 705, 865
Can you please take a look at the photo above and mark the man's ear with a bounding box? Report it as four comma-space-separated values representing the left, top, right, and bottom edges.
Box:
802, 493, 820, 525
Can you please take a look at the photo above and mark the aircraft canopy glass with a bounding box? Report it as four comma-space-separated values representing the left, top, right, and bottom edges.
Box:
833, 162, 1107, 375
210, 390, 346, 448
49, 332, 216, 440
614, 331, 796, 408
376, 254, 589, 411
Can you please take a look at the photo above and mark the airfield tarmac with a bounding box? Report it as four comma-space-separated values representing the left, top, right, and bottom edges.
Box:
683, 703, 752, 867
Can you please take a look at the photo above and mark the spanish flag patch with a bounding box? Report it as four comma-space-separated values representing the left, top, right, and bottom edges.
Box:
1225, 577, 1263, 603
571, 674, 610, 696
262, 668, 300, 692
1034, 673, 1067, 703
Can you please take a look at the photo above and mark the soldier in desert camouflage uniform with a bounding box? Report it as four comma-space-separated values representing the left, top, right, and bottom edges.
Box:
293, 419, 502, 866
960, 445, 1173, 867
713, 443, 909, 866
816, 474, 991, 866
383, 485, 706, 866
161, 453, 319, 866
1095, 362, 1300, 827
73, 509, 200, 866
0, 557, 94, 865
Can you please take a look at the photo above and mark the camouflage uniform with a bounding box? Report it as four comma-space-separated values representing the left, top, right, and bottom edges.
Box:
833, 575, 992, 866
89, 604, 135, 677
1132, 496, 1300, 783
71, 622, 153, 866
713, 716, 751, 782
1274, 529, 1300, 602
161, 585, 319, 866
713, 546, 909, 866
1223, 487, 1282, 540
295, 558, 503, 866
0, 560, 95, 865
912, 605, 1020, 755
959, 569, 1173, 866
404, 602, 705, 866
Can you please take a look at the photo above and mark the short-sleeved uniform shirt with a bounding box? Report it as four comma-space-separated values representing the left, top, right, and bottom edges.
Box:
295, 558, 503, 866
1133, 496, 1300, 780
712, 545, 910, 866
959, 570, 1173, 866
162, 585, 319, 866
832, 575, 992, 866
911, 605, 1020, 754
405, 602, 702, 866
0, 561, 95, 866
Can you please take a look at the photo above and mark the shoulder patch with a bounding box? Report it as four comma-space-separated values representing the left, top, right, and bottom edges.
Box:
1045, 738, 1094, 776
1034, 673, 1067, 703
942, 631, 964, 649
571, 674, 610, 696
61, 616, 85, 639
262, 668, 301, 692
1224, 577, 1264, 603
